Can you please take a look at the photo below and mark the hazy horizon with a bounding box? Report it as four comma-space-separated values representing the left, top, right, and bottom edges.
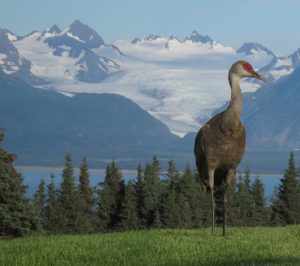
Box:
1, 0, 300, 56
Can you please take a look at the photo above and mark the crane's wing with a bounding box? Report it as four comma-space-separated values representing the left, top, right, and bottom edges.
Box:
194, 124, 210, 186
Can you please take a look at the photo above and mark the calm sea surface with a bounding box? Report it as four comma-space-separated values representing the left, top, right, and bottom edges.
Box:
17, 166, 281, 200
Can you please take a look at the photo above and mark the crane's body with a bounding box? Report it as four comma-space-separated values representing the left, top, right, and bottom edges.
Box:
194, 60, 265, 236
194, 111, 246, 187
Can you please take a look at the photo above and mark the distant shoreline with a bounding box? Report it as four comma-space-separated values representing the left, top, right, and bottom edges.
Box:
15, 165, 138, 175
16, 165, 282, 177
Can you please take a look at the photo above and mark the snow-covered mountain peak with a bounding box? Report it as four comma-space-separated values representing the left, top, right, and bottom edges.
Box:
0, 32, 20, 67
118, 30, 236, 62
131, 34, 168, 44
290, 48, 300, 65
38, 24, 61, 41
46, 24, 61, 35
0, 31, 43, 84
13, 21, 121, 84
0, 28, 18, 41
184, 31, 213, 44
58, 20, 105, 48
254, 47, 300, 83
237, 42, 275, 57
23, 31, 41, 39
145, 34, 164, 41
168, 35, 179, 41
131, 37, 141, 44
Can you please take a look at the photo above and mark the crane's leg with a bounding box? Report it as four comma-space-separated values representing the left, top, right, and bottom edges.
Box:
211, 188, 215, 235
222, 181, 227, 237
223, 169, 235, 237
208, 168, 215, 235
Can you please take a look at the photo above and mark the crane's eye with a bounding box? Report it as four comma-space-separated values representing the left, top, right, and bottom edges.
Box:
243, 63, 255, 74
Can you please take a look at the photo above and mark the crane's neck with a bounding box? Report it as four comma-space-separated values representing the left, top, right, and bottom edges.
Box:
227, 72, 242, 118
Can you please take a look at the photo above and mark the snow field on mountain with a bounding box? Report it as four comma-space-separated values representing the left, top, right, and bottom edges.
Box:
14, 33, 83, 82
2, 21, 299, 137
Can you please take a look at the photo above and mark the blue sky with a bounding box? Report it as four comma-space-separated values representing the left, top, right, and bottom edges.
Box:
1, 0, 299, 55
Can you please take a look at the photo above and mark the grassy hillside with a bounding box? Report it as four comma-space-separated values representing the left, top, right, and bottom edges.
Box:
1, 226, 300, 265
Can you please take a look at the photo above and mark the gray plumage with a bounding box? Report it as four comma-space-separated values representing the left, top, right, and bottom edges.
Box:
194, 60, 265, 236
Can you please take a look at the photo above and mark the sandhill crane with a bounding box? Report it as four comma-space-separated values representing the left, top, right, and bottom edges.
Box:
194, 60, 265, 236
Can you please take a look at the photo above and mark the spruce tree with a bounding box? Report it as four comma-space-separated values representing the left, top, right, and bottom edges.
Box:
33, 178, 47, 228
151, 156, 162, 228
120, 180, 139, 230
251, 176, 268, 226
58, 154, 82, 233
162, 188, 179, 228
166, 160, 180, 186
276, 152, 299, 224
45, 174, 61, 232
243, 168, 255, 225
176, 163, 200, 228
0, 132, 40, 236
234, 169, 251, 226
79, 157, 93, 204
270, 186, 282, 226
161, 160, 181, 228
97, 160, 124, 231
143, 156, 162, 228
134, 165, 146, 228
234, 169, 254, 226
78, 157, 94, 232
177, 187, 193, 228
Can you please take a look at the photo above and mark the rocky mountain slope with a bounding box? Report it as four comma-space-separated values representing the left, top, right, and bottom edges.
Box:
0, 71, 181, 166
0, 20, 283, 136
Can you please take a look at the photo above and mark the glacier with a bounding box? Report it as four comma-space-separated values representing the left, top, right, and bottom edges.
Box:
2, 21, 296, 137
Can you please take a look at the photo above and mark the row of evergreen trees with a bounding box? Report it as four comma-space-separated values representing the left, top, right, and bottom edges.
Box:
1, 132, 300, 236
0, 133, 40, 236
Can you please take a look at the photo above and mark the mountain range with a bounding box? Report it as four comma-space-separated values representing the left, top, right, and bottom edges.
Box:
1, 20, 300, 171
0, 20, 287, 136
0, 71, 185, 167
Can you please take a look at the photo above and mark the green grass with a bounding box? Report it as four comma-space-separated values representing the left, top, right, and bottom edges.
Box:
1, 226, 300, 266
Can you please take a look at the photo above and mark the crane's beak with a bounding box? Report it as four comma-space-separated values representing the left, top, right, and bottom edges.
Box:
252, 71, 267, 82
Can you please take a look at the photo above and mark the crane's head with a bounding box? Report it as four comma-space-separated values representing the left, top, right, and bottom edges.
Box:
230, 60, 266, 82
